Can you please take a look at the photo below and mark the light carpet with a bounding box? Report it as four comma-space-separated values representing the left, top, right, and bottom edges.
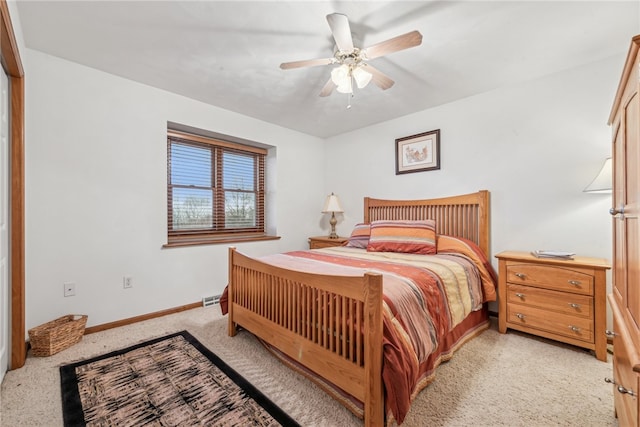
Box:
1, 306, 615, 426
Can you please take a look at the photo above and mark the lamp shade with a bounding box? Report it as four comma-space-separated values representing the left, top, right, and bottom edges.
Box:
584, 157, 612, 193
331, 65, 352, 94
331, 64, 372, 94
322, 193, 343, 213
352, 66, 372, 89
330, 64, 349, 85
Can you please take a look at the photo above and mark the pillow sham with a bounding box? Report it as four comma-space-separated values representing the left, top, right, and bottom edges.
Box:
367, 220, 436, 255
436, 234, 498, 302
345, 223, 371, 249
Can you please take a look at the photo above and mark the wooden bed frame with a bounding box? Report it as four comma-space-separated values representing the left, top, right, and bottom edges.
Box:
227, 190, 490, 426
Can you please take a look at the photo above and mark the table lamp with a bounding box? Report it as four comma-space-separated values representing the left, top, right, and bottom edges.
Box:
322, 193, 343, 239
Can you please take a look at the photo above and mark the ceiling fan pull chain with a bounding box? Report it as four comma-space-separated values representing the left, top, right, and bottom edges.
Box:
346, 72, 353, 109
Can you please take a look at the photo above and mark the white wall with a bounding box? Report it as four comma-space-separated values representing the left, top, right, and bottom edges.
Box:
24, 49, 326, 329
324, 55, 620, 319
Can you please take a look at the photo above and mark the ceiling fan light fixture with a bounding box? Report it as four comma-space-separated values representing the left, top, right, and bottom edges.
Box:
352, 66, 372, 89
331, 64, 353, 94
335, 79, 353, 94
331, 64, 349, 85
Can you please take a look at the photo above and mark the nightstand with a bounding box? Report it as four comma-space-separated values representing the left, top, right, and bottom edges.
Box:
308, 236, 348, 249
495, 251, 610, 361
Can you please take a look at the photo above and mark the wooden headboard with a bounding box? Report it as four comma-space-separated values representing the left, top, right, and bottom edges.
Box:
364, 190, 491, 256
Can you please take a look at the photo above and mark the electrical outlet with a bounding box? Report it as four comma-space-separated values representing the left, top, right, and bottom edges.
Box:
64, 282, 76, 297
123, 276, 133, 289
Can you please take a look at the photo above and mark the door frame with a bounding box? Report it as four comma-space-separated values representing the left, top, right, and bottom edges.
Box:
0, 0, 25, 370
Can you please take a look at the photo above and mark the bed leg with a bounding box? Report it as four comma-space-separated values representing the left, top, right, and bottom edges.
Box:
228, 317, 237, 337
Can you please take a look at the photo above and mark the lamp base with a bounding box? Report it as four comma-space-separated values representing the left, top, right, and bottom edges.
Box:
328, 212, 339, 239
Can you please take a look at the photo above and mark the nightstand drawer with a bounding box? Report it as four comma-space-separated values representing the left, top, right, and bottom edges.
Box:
310, 240, 343, 249
308, 236, 348, 250
507, 304, 593, 343
507, 284, 593, 319
506, 263, 594, 295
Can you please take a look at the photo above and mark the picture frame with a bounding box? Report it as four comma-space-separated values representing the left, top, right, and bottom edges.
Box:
395, 129, 441, 175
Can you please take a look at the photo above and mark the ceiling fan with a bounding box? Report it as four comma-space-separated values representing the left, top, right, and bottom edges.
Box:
280, 13, 423, 99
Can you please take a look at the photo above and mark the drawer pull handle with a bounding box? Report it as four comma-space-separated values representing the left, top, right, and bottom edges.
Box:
606, 380, 638, 397
568, 280, 581, 286
514, 273, 526, 279
568, 303, 581, 309
515, 293, 525, 299
617, 386, 637, 397
605, 330, 618, 338
515, 313, 526, 320
569, 325, 581, 333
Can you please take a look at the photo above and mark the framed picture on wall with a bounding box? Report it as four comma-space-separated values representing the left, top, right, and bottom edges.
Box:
395, 129, 440, 175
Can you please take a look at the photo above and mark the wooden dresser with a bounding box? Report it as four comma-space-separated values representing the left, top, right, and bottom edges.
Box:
496, 251, 610, 362
308, 236, 348, 249
607, 34, 640, 427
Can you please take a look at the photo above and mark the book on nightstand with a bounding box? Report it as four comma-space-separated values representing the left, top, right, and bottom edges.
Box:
531, 250, 575, 260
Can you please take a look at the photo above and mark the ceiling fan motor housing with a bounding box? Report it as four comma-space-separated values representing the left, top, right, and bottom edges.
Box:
334, 47, 366, 65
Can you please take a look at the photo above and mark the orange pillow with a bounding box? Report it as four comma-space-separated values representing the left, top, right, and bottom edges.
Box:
367, 220, 436, 255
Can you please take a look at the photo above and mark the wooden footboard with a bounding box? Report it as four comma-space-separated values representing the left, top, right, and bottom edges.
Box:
228, 247, 385, 426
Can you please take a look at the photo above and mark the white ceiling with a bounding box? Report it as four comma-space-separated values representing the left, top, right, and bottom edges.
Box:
15, 1, 640, 138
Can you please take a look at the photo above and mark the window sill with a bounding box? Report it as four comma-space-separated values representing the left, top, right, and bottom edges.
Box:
163, 235, 281, 248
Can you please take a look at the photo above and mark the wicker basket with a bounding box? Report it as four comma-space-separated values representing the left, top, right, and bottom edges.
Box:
28, 314, 88, 357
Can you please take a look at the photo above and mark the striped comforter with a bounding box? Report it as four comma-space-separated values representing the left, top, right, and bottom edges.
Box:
256, 241, 497, 424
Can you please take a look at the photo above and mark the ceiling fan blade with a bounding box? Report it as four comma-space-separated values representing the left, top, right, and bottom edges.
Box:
326, 13, 354, 52
319, 78, 336, 97
364, 65, 395, 90
364, 30, 423, 60
280, 57, 335, 70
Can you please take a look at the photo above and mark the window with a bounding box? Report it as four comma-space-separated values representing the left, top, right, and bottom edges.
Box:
166, 130, 272, 246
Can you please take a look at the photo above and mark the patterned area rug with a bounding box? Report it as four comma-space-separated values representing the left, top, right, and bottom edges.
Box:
60, 330, 299, 426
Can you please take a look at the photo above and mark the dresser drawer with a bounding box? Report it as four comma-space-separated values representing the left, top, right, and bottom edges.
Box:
507, 304, 593, 343
507, 284, 593, 319
506, 263, 594, 295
